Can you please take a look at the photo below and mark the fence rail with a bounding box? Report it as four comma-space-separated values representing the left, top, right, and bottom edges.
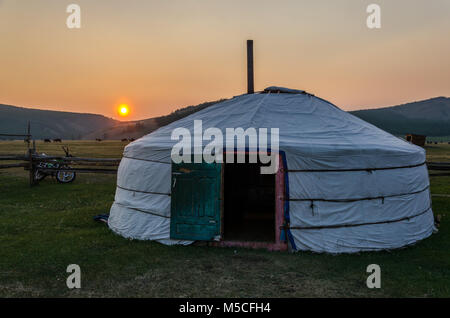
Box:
32, 156, 121, 163
0, 122, 123, 185
0, 155, 29, 161
427, 162, 450, 176
36, 167, 118, 174
1, 152, 450, 186
427, 162, 450, 171
0, 153, 121, 185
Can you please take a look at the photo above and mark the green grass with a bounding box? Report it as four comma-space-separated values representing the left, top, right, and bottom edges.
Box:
426, 143, 450, 162
0, 140, 127, 157
0, 141, 449, 297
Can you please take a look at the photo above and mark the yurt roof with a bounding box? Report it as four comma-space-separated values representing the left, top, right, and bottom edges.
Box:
125, 87, 425, 170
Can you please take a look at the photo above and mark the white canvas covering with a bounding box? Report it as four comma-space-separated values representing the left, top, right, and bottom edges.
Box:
108, 87, 435, 253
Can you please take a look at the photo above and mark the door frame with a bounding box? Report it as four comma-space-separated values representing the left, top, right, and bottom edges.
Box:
212, 150, 287, 251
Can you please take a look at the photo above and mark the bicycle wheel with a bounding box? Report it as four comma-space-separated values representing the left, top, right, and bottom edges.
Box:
56, 170, 76, 183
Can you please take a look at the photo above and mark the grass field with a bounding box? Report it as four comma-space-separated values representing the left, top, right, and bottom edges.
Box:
0, 141, 449, 297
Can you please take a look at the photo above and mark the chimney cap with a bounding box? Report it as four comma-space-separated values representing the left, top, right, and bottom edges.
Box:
263, 86, 305, 94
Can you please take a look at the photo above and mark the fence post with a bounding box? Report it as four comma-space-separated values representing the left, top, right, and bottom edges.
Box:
26, 122, 36, 186
26, 121, 31, 148
29, 141, 37, 187
28, 148, 35, 186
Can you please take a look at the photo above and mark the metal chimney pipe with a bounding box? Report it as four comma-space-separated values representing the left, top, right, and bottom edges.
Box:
247, 40, 254, 94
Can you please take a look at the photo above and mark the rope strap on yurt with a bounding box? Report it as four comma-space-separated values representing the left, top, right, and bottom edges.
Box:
287, 161, 426, 173
114, 202, 170, 219
288, 185, 430, 203
117, 184, 170, 196
287, 205, 432, 230
122, 156, 171, 164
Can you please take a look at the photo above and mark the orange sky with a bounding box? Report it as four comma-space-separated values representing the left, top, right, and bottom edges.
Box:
0, 0, 449, 121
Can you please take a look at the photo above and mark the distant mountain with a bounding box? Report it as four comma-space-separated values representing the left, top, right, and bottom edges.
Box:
0, 100, 224, 141
0, 104, 117, 140
1, 96, 449, 140
350, 97, 450, 136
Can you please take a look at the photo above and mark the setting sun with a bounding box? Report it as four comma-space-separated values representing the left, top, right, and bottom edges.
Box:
118, 104, 129, 117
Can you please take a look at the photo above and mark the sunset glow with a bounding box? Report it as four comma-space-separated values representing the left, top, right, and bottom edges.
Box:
118, 104, 129, 117
0, 0, 449, 120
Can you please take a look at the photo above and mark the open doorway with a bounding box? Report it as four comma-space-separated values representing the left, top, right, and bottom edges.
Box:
223, 154, 276, 242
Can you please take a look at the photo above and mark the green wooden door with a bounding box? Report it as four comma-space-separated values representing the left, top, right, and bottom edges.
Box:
170, 161, 222, 241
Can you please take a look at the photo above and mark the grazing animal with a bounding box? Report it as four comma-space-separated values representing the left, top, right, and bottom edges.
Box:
44, 139, 51, 143
121, 138, 128, 142
96, 138, 102, 142
53, 138, 62, 142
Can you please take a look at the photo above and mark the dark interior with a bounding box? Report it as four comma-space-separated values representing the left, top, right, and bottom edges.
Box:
223, 154, 275, 242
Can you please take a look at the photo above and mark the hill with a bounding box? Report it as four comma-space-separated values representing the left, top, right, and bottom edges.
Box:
1, 96, 449, 140
0, 104, 117, 140
0, 100, 223, 141
350, 97, 450, 137
103, 96, 449, 139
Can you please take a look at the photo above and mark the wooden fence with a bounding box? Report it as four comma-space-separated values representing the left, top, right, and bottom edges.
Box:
427, 162, 450, 170
1, 152, 450, 187
427, 162, 450, 176
0, 153, 121, 186
1, 122, 449, 185
0, 122, 121, 185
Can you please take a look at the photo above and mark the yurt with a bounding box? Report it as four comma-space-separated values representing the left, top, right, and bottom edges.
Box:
108, 85, 435, 253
